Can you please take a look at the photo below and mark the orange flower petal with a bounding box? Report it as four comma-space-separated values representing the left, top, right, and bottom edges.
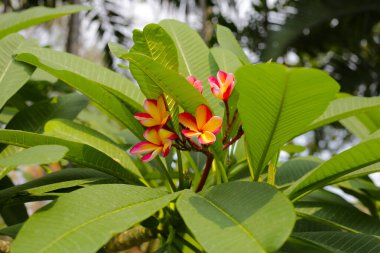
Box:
141, 149, 161, 162
130, 141, 159, 154
143, 128, 161, 145
196, 104, 212, 129
162, 140, 172, 157
144, 99, 161, 122
159, 128, 177, 141
198, 131, 216, 145
179, 112, 198, 131
211, 86, 222, 100
217, 70, 227, 84
202, 116, 223, 134
182, 129, 201, 138
157, 96, 168, 124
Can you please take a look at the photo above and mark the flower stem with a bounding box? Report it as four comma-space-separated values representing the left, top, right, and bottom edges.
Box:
195, 153, 214, 192
223, 126, 244, 150
176, 149, 184, 190
156, 158, 177, 192
267, 151, 279, 186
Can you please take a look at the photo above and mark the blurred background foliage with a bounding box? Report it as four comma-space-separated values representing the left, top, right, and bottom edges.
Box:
1, 0, 380, 158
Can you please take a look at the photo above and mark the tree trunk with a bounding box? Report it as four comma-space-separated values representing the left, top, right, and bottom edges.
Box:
66, 0, 82, 55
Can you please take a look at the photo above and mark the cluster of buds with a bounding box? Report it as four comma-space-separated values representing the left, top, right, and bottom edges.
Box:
131, 70, 235, 162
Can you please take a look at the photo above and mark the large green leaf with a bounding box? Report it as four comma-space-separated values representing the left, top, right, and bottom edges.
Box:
276, 157, 322, 187
292, 232, 380, 253
177, 182, 295, 253
0, 5, 90, 39
159, 19, 222, 116
210, 47, 242, 73
6, 93, 88, 132
286, 138, 380, 200
304, 96, 380, 132
15, 47, 144, 137
0, 130, 142, 185
296, 201, 380, 235
0, 34, 34, 109
124, 53, 208, 114
0, 168, 115, 205
129, 23, 178, 98
236, 63, 339, 178
0, 145, 68, 167
12, 184, 177, 253
340, 109, 380, 139
216, 25, 250, 64
44, 119, 141, 178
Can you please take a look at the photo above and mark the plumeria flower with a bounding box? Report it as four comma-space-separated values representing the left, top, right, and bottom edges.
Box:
208, 71, 235, 101
187, 75, 203, 93
134, 95, 170, 127
179, 104, 222, 145
130, 127, 178, 162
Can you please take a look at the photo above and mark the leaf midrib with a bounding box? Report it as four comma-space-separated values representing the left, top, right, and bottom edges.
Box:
37, 194, 166, 253
163, 22, 192, 75
288, 152, 380, 200
202, 195, 266, 252
256, 71, 290, 175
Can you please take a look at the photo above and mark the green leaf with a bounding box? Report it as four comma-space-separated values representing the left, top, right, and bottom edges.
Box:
44, 119, 142, 178
0, 130, 143, 185
108, 42, 129, 58
0, 176, 28, 226
159, 19, 222, 116
236, 63, 339, 178
281, 144, 306, 154
296, 201, 380, 235
341, 109, 380, 139
0, 34, 34, 109
12, 185, 177, 253
129, 24, 178, 98
0, 168, 114, 205
6, 93, 88, 132
177, 182, 296, 253
210, 47, 242, 73
216, 25, 250, 64
15, 47, 144, 137
0, 93, 88, 168
127, 24, 181, 133
0, 5, 91, 39
304, 96, 380, 132
286, 138, 380, 200
292, 232, 380, 253
0, 145, 68, 167
0, 223, 23, 238
124, 53, 208, 114
276, 157, 321, 187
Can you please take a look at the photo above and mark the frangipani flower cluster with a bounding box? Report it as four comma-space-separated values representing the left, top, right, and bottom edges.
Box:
130, 71, 235, 162
130, 95, 177, 162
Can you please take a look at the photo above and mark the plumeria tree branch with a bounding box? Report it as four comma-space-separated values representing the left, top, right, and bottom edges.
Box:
195, 152, 214, 192
223, 126, 244, 150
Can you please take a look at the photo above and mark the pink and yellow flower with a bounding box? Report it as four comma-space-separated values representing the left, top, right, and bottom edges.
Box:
187, 75, 203, 93
179, 104, 222, 145
130, 127, 178, 162
134, 95, 170, 127
208, 71, 235, 101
